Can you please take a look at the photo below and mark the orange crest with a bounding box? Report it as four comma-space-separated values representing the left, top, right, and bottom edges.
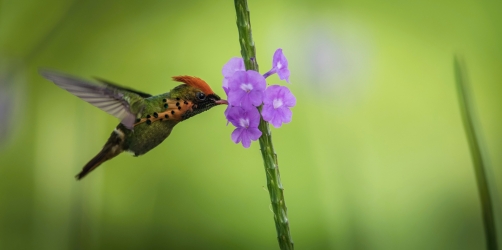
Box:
172, 76, 214, 95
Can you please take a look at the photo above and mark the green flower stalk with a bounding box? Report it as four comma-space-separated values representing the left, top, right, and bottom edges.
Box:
228, 0, 295, 249
454, 56, 499, 250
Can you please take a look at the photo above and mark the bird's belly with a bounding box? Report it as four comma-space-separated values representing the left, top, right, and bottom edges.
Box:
121, 122, 175, 156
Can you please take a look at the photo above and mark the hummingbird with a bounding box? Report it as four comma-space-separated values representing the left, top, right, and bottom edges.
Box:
40, 70, 227, 180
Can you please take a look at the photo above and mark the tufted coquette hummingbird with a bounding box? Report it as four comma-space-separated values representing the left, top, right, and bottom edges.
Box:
41, 70, 227, 180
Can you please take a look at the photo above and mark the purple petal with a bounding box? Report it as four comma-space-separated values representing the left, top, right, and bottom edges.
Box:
282, 89, 296, 107
270, 110, 283, 128
239, 94, 252, 107
226, 105, 261, 148
240, 131, 251, 148
248, 89, 264, 107
246, 106, 262, 127
273, 49, 288, 67
222, 57, 245, 78
247, 127, 262, 141
227, 70, 266, 107
272, 49, 290, 83
246, 70, 266, 91
263, 85, 296, 108
226, 105, 261, 128
228, 71, 247, 91
279, 107, 292, 124
224, 105, 233, 125
261, 86, 294, 128
263, 85, 281, 105
226, 106, 243, 127
278, 68, 290, 83
269, 107, 292, 128
261, 104, 275, 123
271, 86, 295, 107
228, 89, 246, 106
231, 127, 244, 144
223, 58, 245, 95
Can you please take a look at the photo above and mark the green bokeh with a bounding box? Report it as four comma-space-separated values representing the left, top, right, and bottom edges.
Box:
0, 0, 501, 249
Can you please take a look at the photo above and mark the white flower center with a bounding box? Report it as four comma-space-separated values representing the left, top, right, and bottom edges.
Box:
239, 118, 250, 128
240, 83, 253, 92
273, 98, 283, 109
277, 61, 283, 69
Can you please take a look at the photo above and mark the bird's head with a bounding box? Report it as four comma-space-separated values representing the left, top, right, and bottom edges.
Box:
170, 76, 227, 120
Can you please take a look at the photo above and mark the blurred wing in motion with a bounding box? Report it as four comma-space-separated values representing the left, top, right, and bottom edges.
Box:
40, 70, 148, 129
93, 77, 152, 98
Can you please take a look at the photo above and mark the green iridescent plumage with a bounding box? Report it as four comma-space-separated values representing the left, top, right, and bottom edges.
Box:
41, 70, 227, 180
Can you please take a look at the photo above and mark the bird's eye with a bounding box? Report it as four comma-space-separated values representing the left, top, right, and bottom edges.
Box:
196, 92, 206, 100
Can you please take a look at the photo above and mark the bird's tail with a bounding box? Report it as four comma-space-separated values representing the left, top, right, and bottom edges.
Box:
76, 149, 110, 180
76, 129, 124, 180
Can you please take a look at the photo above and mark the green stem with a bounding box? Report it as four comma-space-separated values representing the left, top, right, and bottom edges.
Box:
233, 1, 294, 249
454, 56, 498, 250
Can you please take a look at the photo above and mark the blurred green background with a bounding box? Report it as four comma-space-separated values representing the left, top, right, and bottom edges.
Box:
1, 0, 501, 249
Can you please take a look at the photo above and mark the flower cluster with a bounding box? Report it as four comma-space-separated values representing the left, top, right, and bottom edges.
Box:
222, 49, 296, 148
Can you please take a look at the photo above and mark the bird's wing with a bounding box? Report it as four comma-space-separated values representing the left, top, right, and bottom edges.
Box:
40, 70, 146, 129
93, 77, 152, 98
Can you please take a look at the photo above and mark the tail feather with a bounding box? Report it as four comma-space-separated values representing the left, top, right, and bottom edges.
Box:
75, 149, 110, 180
76, 128, 125, 180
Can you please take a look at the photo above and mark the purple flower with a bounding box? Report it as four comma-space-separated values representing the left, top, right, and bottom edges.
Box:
228, 70, 266, 107
261, 85, 296, 128
226, 106, 262, 148
263, 48, 290, 83
222, 57, 245, 94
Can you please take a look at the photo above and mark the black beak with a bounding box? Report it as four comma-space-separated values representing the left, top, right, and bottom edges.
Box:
214, 99, 228, 105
